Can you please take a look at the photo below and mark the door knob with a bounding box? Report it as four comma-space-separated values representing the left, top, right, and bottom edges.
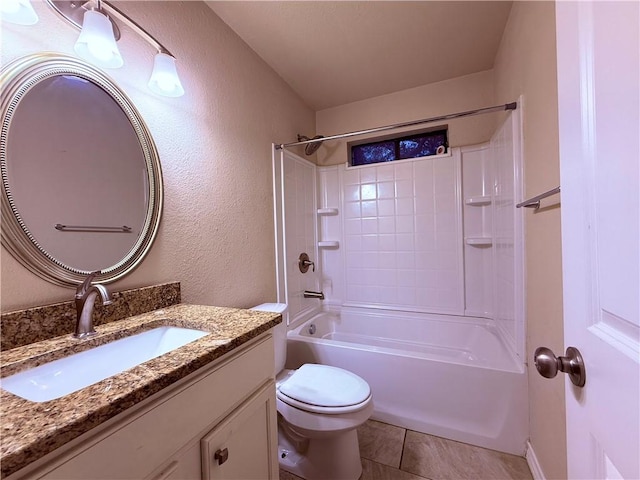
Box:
534, 346, 586, 387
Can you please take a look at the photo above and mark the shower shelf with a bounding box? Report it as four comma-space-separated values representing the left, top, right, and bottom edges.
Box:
465, 237, 493, 246
465, 196, 492, 206
318, 241, 339, 248
317, 208, 339, 215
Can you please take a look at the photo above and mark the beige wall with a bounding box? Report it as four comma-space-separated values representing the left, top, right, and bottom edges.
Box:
315, 69, 497, 166
1, 1, 314, 312
494, 2, 567, 479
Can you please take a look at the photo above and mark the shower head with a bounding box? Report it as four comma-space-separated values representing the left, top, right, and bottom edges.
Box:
297, 134, 325, 155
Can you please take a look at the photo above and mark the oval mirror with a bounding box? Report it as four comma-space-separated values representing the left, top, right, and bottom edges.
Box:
1, 53, 163, 287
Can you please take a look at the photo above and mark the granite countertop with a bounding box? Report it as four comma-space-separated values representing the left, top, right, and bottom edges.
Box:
0, 304, 281, 478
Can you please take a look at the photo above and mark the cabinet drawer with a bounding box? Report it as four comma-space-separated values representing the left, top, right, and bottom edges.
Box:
36, 335, 274, 480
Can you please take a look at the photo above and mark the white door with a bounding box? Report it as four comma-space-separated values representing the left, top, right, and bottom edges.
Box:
556, 2, 639, 479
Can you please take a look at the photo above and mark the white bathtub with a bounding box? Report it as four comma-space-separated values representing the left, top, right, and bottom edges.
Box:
285, 307, 529, 455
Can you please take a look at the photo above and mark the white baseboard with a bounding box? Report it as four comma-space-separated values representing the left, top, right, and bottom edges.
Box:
526, 441, 547, 480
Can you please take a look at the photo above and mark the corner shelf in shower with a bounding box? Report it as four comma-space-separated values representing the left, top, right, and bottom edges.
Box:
317, 208, 339, 216
465, 237, 493, 246
318, 241, 339, 248
465, 196, 492, 206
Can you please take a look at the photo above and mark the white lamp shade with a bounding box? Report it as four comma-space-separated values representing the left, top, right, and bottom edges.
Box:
74, 10, 123, 69
148, 53, 185, 97
1, 0, 38, 25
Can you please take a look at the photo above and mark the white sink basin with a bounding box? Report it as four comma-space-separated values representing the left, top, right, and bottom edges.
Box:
1, 326, 208, 403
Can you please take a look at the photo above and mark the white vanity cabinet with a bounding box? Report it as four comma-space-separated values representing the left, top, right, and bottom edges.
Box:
148, 382, 276, 480
14, 334, 278, 480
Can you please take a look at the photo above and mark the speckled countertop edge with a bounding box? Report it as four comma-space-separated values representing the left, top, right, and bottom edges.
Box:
0, 304, 281, 478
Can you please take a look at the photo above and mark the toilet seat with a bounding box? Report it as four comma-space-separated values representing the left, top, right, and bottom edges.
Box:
278, 364, 371, 414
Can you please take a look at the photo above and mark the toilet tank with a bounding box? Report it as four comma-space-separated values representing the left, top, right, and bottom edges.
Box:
250, 303, 288, 374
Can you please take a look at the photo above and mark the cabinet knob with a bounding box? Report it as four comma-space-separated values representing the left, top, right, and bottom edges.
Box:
214, 447, 229, 465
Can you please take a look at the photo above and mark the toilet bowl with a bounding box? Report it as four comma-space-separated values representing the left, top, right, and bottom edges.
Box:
251, 303, 373, 480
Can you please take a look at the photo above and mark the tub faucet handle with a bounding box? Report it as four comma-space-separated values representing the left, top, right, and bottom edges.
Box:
298, 253, 315, 273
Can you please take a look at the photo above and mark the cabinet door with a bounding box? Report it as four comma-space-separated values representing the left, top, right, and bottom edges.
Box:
201, 381, 278, 480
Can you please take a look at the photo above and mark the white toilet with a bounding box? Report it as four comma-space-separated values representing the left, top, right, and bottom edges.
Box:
252, 303, 373, 480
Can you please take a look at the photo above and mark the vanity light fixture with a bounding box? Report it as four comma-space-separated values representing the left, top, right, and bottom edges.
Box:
1, 0, 39, 25
147, 52, 185, 98
74, 8, 123, 68
45, 0, 184, 97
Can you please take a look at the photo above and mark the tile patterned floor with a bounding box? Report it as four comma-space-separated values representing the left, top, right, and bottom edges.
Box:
279, 420, 533, 480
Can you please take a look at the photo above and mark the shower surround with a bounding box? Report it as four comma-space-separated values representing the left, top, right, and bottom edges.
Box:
272, 109, 527, 454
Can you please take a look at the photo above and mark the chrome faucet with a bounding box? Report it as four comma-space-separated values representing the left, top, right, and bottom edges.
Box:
303, 290, 325, 300
74, 271, 112, 338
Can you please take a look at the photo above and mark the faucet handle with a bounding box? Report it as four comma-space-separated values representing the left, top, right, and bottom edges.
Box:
76, 271, 102, 298
298, 253, 316, 273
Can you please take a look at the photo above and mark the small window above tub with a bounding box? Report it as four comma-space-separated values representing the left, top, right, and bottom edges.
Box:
349, 127, 448, 167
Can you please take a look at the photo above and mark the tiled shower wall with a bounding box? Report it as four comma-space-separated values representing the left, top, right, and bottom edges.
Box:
320, 154, 465, 315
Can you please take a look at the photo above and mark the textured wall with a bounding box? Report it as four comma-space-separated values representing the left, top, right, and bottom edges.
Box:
1, 1, 314, 312
315, 70, 497, 167
493, 3, 567, 479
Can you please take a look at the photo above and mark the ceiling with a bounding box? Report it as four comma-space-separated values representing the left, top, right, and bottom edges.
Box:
206, 1, 513, 111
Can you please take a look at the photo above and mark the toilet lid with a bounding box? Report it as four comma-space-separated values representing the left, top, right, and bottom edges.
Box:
278, 364, 371, 408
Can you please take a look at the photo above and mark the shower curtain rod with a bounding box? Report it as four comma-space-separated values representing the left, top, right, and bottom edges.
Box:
275, 102, 517, 150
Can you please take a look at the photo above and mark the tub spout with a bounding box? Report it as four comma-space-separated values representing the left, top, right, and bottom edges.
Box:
303, 290, 325, 300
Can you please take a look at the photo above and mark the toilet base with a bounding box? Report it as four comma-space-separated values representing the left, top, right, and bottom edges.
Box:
278, 427, 363, 480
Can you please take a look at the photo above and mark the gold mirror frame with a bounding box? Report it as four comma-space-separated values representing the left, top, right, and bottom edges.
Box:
1, 53, 163, 287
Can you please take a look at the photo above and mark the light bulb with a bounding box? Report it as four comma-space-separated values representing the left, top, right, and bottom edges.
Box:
1, 0, 21, 14
1, 0, 38, 25
87, 38, 115, 62
156, 74, 175, 92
